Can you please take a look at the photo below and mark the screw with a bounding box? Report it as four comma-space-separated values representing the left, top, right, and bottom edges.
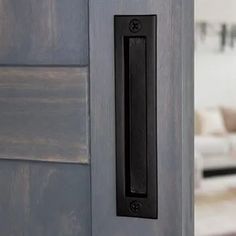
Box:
129, 19, 142, 33
130, 201, 142, 213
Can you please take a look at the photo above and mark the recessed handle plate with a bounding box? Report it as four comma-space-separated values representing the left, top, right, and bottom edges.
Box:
115, 15, 157, 219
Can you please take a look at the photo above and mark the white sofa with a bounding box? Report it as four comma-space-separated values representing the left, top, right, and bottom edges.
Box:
195, 135, 236, 170
195, 107, 236, 171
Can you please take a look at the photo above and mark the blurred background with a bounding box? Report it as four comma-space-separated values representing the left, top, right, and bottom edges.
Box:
195, 0, 236, 235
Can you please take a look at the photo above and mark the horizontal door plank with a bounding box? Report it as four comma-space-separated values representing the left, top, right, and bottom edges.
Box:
0, 67, 89, 163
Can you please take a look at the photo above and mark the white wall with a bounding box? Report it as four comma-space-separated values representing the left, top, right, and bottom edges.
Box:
195, 0, 236, 24
195, 48, 236, 109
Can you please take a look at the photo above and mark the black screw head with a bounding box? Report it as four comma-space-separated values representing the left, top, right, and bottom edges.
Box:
130, 201, 142, 213
129, 19, 142, 33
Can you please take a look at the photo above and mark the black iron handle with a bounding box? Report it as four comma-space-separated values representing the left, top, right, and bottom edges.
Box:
115, 15, 157, 219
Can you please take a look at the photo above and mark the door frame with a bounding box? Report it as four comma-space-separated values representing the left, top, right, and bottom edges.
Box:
89, 0, 194, 235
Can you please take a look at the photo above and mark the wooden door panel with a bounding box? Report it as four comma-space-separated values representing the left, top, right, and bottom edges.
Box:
0, 0, 91, 235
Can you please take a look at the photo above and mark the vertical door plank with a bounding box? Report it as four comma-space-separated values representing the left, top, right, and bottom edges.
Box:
0, 161, 91, 236
0, 0, 88, 65
182, 0, 194, 234
89, 0, 194, 235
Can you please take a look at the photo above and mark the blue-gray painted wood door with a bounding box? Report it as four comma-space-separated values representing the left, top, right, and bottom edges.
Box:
0, 0, 194, 235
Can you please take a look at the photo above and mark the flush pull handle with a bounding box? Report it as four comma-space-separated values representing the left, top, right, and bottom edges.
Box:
115, 15, 157, 219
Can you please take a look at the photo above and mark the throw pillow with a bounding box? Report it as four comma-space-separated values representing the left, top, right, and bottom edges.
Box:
221, 107, 236, 132
196, 108, 227, 136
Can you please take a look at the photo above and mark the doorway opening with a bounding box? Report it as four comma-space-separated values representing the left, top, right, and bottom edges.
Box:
195, 1, 236, 235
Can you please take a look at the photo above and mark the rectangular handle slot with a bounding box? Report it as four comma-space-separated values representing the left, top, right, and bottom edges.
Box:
124, 37, 147, 197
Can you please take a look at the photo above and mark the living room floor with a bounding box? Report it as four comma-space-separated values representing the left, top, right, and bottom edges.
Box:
195, 175, 236, 236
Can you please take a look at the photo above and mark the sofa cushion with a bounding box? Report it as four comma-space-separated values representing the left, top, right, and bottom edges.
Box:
203, 156, 236, 170
195, 136, 230, 156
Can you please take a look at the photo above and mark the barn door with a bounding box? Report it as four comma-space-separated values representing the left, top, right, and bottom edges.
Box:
0, 0, 193, 235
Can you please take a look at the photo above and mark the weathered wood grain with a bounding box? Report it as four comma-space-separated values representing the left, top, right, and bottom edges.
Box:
0, 0, 88, 65
0, 67, 89, 163
90, 0, 194, 235
0, 160, 91, 236
182, 0, 194, 235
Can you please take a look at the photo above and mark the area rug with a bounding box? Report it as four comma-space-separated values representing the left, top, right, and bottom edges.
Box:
195, 175, 236, 236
